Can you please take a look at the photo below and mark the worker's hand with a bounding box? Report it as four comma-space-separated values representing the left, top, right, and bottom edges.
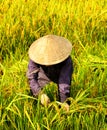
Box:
40, 94, 50, 107
61, 103, 70, 112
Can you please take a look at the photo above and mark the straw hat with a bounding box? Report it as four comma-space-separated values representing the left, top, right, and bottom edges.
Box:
28, 35, 72, 65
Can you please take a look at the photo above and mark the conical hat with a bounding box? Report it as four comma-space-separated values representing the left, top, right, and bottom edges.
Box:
28, 35, 72, 65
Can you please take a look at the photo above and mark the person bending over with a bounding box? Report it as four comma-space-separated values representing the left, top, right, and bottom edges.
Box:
26, 35, 73, 109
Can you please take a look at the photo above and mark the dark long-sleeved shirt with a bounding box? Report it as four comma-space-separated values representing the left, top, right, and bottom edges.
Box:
27, 56, 73, 102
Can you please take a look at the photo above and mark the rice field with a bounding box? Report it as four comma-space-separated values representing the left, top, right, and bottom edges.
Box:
0, 0, 107, 129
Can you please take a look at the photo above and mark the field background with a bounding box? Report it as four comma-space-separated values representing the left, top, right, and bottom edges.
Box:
0, 0, 107, 129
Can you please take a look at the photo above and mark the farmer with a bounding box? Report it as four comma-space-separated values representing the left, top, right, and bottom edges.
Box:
26, 35, 73, 109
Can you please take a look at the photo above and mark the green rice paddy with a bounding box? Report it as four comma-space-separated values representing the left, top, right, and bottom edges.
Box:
0, 0, 107, 129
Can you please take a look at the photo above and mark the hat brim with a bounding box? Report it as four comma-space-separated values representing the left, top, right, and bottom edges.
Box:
29, 35, 72, 65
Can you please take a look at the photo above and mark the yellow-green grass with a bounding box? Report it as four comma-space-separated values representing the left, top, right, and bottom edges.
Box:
0, 0, 107, 129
